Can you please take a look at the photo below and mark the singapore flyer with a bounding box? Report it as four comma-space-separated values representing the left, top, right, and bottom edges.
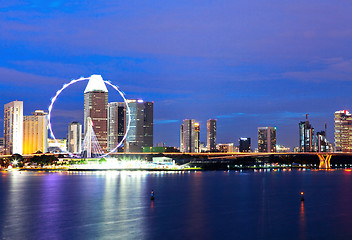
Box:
47, 75, 131, 158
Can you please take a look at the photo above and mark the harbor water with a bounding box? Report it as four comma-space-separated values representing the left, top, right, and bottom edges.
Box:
1, 169, 352, 240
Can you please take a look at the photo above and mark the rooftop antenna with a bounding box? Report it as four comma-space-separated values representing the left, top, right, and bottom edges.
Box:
325, 123, 327, 137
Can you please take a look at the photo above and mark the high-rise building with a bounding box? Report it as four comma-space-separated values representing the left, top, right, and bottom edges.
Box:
125, 100, 153, 152
239, 137, 251, 152
143, 101, 154, 149
334, 110, 352, 152
23, 110, 48, 155
195, 122, 200, 153
0, 137, 4, 155
107, 102, 125, 152
207, 119, 217, 152
68, 122, 82, 154
4, 101, 23, 155
180, 119, 200, 153
299, 116, 314, 152
316, 131, 329, 152
258, 127, 276, 153
84, 75, 108, 152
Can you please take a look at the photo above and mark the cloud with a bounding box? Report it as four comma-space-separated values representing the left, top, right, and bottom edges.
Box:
282, 58, 352, 82
216, 113, 246, 119
1, 0, 351, 61
154, 119, 179, 124
0, 67, 63, 86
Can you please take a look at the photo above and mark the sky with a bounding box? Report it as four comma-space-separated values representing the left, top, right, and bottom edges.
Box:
1, 0, 352, 149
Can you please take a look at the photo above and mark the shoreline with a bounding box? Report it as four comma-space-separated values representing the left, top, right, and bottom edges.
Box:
1, 166, 341, 172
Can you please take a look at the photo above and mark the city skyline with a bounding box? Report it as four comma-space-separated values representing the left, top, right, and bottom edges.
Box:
1, 1, 352, 148
0, 82, 350, 151
3, 2, 352, 239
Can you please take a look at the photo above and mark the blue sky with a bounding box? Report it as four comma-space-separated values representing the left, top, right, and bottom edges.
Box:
1, 0, 352, 149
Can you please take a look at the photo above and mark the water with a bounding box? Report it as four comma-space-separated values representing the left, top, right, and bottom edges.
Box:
1, 169, 352, 240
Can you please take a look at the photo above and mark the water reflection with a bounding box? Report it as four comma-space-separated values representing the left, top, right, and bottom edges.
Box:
150, 199, 154, 210
3, 170, 352, 239
2, 171, 30, 239
299, 201, 306, 240
185, 171, 207, 238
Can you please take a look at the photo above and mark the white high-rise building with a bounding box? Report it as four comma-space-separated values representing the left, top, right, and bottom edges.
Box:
68, 122, 82, 154
4, 101, 23, 155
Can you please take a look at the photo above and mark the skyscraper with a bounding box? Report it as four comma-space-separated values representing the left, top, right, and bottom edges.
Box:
143, 101, 154, 148
195, 122, 200, 153
125, 100, 153, 152
107, 102, 125, 152
0, 137, 4, 154
334, 110, 352, 152
239, 137, 251, 152
68, 122, 82, 154
84, 75, 108, 152
180, 119, 200, 153
299, 116, 314, 152
258, 127, 276, 153
4, 101, 23, 155
316, 131, 329, 152
23, 110, 48, 155
207, 119, 217, 152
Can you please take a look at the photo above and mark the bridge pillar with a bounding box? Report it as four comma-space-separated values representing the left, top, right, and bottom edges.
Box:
318, 154, 331, 169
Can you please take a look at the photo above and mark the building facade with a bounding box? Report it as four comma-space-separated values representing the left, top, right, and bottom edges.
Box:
334, 110, 352, 152
276, 145, 290, 153
217, 143, 235, 153
180, 119, 200, 153
0, 137, 4, 154
125, 100, 153, 152
239, 137, 251, 152
23, 110, 48, 155
107, 102, 125, 152
4, 101, 23, 155
68, 122, 82, 154
299, 117, 314, 152
48, 139, 67, 153
316, 131, 329, 152
258, 127, 276, 153
84, 75, 108, 152
207, 119, 217, 152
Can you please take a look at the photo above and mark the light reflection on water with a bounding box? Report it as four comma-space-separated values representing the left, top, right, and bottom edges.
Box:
1, 170, 352, 239
299, 201, 306, 240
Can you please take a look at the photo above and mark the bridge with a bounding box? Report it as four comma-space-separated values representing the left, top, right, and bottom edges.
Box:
158, 152, 351, 169
84, 152, 352, 169
1, 152, 351, 169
